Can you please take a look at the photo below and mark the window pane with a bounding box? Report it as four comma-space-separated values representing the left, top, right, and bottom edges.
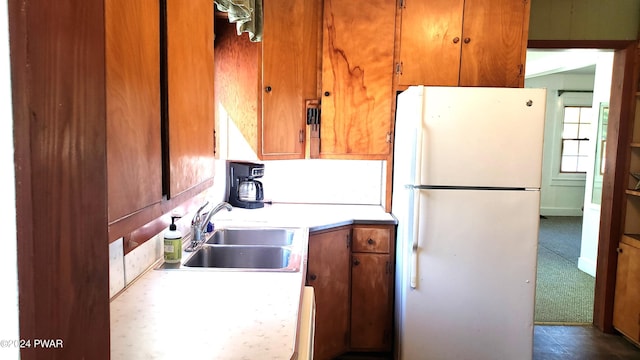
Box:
577, 156, 590, 172
578, 123, 591, 138
578, 140, 592, 156
563, 140, 579, 155
563, 124, 579, 138
561, 105, 593, 174
561, 156, 577, 172
580, 108, 593, 124
564, 107, 580, 123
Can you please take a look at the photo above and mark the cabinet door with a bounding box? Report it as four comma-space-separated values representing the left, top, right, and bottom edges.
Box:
261, 0, 320, 159
459, 0, 529, 87
351, 253, 393, 350
307, 227, 351, 360
106, 0, 162, 223
613, 242, 640, 343
320, 0, 396, 158
166, 0, 215, 197
398, 0, 464, 87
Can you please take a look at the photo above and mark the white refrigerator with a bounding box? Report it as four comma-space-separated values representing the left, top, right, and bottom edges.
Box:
391, 86, 546, 360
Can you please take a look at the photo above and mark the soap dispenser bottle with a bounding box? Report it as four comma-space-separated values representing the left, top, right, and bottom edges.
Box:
164, 216, 183, 263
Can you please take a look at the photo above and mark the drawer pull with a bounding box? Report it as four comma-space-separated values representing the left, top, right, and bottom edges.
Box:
367, 238, 375, 245
309, 274, 317, 281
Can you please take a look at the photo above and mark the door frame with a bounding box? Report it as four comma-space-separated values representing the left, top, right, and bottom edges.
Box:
528, 39, 637, 333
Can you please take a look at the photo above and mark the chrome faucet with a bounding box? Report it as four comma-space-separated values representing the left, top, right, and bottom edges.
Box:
186, 201, 232, 251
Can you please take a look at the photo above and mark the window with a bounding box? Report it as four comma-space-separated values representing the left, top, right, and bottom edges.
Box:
560, 106, 593, 173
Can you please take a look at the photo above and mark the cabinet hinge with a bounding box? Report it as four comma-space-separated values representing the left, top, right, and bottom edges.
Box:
386, 132, 393, 143
399, 0, 406, 9
298, 129, 304, 143
346, 233, 351, 249
395, 62, 403, 75
518, 64, 524, 76
386, 261, 391, 274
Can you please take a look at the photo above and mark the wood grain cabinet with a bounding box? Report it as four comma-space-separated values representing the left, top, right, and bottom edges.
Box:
613, 241, 640, 344
350, 225, 395, 351
106, 0, 163, 224
398, 0, 530, 88
165, 0, 215, 197
320, 0, 397, 158
261, 0, 320, 159
613, 47, 640, 346
106, 0, 215, 242
306, 226, 352, 360
307, 224, 396, 359
214, 0, 320, 160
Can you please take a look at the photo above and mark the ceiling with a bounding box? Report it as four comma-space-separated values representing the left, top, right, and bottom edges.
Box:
525, 49, 608, 78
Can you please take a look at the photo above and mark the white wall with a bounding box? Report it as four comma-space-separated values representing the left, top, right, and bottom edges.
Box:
579, 52, 614, 276
0, 1, 21, 359
526, 72, 595, 216
260, 160, 385, 205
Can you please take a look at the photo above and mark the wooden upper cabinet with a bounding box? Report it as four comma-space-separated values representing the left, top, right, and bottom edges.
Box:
166, 0, 215, 197
260, 0, 320, 159
106, 0, 163, 223
398, 0, 464, 86
398, 0, 530, 88
320, 0, 396, 158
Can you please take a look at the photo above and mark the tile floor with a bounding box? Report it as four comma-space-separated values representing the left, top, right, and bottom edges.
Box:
534, 325, 640, 360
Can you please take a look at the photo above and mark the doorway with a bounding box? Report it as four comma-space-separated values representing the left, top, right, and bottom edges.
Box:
525, 49, 615, 323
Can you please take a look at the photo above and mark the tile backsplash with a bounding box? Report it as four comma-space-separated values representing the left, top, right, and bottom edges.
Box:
109, 238, 125, 298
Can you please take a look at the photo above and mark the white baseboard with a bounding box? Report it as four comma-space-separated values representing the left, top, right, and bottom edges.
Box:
578, 256, 596, 277
540, 207, 584, 217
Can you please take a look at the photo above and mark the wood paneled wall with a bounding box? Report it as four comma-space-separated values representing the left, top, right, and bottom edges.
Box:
9, 0, 111, 358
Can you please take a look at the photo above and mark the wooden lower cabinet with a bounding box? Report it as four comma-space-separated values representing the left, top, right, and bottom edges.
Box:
613, 240, 640, 345
307, 226, 351, 360
307, 224, 395, 359
350, 253, 393, 350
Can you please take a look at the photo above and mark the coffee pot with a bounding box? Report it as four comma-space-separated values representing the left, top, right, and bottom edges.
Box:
226, 161, 265, 209
238, 179, 263, 202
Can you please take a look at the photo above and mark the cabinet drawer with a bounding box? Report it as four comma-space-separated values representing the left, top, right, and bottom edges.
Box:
352, 226, 391, 253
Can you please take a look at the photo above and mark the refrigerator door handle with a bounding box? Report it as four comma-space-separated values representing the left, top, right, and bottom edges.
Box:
410, 116, 424, 290
410, 187, 420, 289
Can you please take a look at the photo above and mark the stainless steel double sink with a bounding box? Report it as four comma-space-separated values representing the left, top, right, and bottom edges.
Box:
160, 228, 300, 272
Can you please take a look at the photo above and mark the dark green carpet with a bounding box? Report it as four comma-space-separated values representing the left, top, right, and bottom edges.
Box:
535, 216, 595, 324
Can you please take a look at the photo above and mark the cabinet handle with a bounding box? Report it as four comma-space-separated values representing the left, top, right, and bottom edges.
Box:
367, 238, 375, 245
324, 91, 331, 97
452, 37, 460, 44
463, 37, 471, 44
265, 86, 272, 93
617, 247, 623, 254
309, 274, 317, 281
353, 258, 360, 266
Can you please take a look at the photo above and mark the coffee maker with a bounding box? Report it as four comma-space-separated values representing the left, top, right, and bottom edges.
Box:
226, 161, 265, 209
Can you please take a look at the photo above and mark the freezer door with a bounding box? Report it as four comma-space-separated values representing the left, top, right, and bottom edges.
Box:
417, 86, 546, 189
402, 189, 539, 360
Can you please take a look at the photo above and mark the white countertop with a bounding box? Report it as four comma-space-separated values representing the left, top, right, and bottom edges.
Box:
209, 203, 396, 230
111, 270, 304, 360
110, 203, 395, 360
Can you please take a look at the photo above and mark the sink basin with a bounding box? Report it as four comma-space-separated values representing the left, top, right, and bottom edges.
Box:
183, 245, 295, 270
205, 228, 294, 246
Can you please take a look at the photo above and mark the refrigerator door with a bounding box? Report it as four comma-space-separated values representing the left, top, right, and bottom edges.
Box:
414, 86, 546, 189
401, 188, 539, 360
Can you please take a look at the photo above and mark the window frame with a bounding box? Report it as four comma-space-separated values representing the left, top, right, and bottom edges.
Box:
549, 92, 592, 186
559, 105, 593, 174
